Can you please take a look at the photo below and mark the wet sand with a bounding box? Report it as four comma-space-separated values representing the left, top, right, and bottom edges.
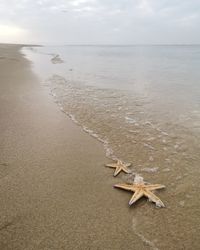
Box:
0, 45, 147, 249
0, 44, 199, 250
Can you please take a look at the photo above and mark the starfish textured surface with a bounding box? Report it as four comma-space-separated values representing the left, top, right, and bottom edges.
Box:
114, 181, 165, 207
106, 160, 131, 176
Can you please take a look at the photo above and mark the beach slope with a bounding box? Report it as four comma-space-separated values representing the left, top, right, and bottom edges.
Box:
0, 45, 146, 249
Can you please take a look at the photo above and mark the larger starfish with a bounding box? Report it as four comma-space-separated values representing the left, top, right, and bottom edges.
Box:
106, 160, 131, 177
114, 181, 165, 207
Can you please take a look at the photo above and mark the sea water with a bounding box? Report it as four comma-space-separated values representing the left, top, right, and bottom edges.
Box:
23, 45, 200, 249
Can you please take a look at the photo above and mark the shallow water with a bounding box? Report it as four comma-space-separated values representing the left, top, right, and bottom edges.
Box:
23, 45, 200, 249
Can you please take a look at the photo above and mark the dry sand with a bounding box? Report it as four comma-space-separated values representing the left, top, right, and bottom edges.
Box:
0, 45, 149, 249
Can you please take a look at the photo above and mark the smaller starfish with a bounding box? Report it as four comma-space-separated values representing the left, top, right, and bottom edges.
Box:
106, 160, 131, 177
114, 181, 165, 207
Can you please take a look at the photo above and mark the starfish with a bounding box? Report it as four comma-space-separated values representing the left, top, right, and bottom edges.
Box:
114, 181, 165, 207
105, 160, 131, 177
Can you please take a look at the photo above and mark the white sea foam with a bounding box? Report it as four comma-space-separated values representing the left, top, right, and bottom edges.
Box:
179, 201, 185, 207
149, 156, 154, 161
146, 137, 156, 141
161, 131, 169, 136
82, 126, 116, 159
134, 174, 144, 184
162, 168, 170, 172
68, 113, 79, 124
144, 121, 155, 128
132, 217, 159, 250
143, 143, 155, 150
141, 167, 159, 173
128, 130, 139, 134
125, 116, 137, 124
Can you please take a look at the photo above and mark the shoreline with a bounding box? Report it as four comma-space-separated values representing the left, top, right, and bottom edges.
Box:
1, 44, 199, 250
0, 45, 146, 249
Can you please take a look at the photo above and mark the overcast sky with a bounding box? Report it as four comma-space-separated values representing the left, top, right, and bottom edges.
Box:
0, 0, 200, 45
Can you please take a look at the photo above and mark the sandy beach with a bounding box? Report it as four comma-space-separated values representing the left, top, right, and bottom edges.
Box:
0, 44, 200, 250
0, 45, 146, 249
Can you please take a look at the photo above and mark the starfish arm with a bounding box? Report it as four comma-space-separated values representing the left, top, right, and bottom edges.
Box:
143, 190, 165, 207
114, 166, 122, 176
129, 189, 144, 206
146, 184, 165, 191
114, 183, 134, 191
122, 166, 131, 174
105, 163, 117, 168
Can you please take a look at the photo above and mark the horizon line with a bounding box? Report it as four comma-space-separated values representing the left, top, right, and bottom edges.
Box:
1, 42, 200, 47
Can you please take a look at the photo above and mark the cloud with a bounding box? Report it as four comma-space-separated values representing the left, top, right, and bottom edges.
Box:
136, 0, 154, 16
0, 0, 199, 44
69, 0, 97, 7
